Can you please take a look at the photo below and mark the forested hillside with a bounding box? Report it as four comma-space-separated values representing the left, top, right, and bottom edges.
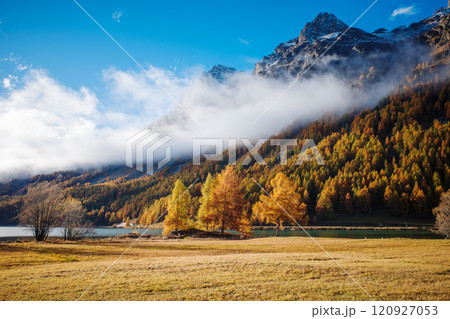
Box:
243, 67, 450, 223
136, 67, 449, 227
2, 64, 444, 227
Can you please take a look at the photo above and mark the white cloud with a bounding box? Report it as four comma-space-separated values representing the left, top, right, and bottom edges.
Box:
142, 71, 397, 162
102, 65, 195, 121
149, 73, 365, 153
112, 11, 123, 23
239, 38, 250, 45
0, 60, 398, 182
2, 75, 17, 89
390, 5, 419, 19
1, 53, 31, 74
0, 65, 210, 181
0, 69, 142, 181
16, 64, 27, 71
2, 78, 11, 89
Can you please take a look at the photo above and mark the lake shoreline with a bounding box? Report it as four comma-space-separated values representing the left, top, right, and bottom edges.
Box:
0, 225, 443, 242
103, 224, 434, 231
251, 225, 434, 231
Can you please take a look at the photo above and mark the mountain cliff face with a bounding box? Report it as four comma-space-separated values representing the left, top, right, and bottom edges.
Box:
203, 64, 237, 82
419, 11, 450, 63
254, 9, 450, 80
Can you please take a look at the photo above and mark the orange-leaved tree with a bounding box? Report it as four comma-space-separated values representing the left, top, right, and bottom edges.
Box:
253, 172, 308, 236
163, 179, 192, 234
139, 196, 169, 226
208, 166, 249, 235
197, 173, 216, 230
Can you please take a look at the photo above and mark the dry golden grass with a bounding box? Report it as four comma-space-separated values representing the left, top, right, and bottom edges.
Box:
0, 237, 448, 301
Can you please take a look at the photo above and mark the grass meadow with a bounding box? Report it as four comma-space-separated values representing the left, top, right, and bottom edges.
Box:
0, 237, 448, 301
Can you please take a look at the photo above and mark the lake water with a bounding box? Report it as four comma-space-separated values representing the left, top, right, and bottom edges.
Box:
0, 226, 443, 240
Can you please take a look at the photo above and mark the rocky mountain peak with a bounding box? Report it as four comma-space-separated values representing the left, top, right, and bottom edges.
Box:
203, 64, 237, 82
254, 8, 450, 79
373, 28, 388, 34
299, 12, 348, 43
311, 12, 348, 29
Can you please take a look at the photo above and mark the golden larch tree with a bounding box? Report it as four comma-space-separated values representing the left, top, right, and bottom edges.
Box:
253, 172, 308, 236
412, 182, 427, 217
208, 166, 248, 235
197, 173, 216, 230
163, 179, 192, 234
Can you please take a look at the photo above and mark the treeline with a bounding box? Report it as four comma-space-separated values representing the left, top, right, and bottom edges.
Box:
143, 168, 308, 237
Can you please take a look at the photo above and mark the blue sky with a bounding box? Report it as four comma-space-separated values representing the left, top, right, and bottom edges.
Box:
0, 0, 446, 89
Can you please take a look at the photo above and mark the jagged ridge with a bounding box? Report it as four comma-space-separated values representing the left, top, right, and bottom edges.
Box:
254, 8, 450, 79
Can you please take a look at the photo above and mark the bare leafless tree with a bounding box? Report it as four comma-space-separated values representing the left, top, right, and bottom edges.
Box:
18, 182, 62, 241
58, 198, 93, 240
433, 190, 450, 238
